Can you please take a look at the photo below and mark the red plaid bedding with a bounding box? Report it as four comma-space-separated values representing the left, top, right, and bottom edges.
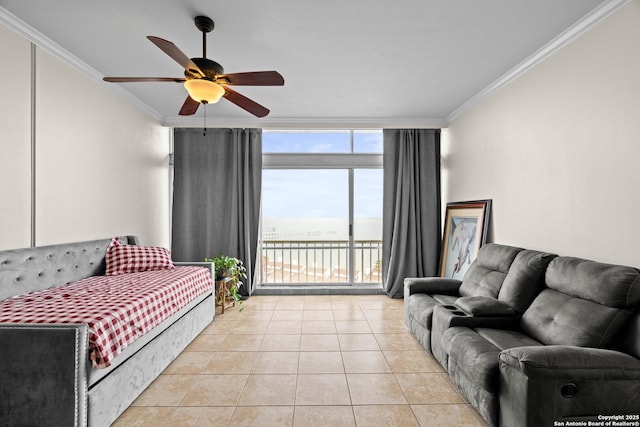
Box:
0, 267, 212, 368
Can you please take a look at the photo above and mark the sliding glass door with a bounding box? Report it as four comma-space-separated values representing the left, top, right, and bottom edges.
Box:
260, 130, 382, 287
262, 169, 350, 284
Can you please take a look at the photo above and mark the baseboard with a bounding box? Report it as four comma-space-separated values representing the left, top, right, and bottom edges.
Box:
253, 285, 384, 296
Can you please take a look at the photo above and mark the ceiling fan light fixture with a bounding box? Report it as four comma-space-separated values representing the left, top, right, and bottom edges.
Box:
104, 15, 282, 117
184, 78, 225, 103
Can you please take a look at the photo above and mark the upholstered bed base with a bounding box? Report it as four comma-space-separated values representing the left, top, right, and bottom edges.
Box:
0, 237, 214, 427
0, 295, 212, 426
88, 293, 213, 426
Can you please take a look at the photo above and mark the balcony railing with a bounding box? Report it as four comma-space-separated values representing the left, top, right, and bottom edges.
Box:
260, 240, 382, 285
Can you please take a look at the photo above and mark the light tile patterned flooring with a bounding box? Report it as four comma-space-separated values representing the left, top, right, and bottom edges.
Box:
113, 295, 488, 426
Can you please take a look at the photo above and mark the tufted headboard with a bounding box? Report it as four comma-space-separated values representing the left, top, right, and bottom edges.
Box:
0, 236, 139, 301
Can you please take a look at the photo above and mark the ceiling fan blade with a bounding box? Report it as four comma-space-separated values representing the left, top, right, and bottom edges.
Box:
147, 36, 204, 78
179, 96, 200, 116
103, 77, 186, 83
218, 71, 284, 86
223, 87, 270, 118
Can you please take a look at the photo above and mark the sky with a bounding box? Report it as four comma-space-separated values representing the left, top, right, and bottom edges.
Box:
262, 131, 383, 220
262, 130, 383, 154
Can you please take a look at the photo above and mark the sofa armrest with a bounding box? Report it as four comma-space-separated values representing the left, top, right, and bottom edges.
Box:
403, 277, 463, 296
499, 346, 640, 426
500, 345, 640, 379
432, 304, 521, 330
455, 296, 517, 317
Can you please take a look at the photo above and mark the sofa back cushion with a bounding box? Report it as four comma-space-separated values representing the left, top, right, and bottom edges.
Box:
498, 250, 557, 313
545, 257, 640, 308
458, 244, 523, 298
521, 289, 631, 347
521, 256, 640, 348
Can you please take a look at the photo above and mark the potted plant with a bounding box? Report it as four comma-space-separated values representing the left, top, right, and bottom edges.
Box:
205, 254, 247, 311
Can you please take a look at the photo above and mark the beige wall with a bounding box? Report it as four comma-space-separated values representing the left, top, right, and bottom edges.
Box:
0, 22, 171, 249
0, 23, 31, 249
444, 0, 640, 265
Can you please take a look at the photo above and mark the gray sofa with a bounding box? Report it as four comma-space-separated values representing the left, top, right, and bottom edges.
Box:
404, 244, 554, 355
404, 244, 640, 426
0, 236, 215, 427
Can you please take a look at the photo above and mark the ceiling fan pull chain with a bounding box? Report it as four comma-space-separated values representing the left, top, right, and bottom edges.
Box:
203, 103, 207, 136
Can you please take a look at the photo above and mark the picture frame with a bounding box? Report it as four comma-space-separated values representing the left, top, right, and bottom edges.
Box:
439, 199, 492, 279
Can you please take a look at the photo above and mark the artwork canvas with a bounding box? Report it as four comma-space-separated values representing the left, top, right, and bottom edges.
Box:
439, 200, 492, 279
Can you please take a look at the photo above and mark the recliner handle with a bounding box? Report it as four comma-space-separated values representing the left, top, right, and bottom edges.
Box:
561, 383, 578, 398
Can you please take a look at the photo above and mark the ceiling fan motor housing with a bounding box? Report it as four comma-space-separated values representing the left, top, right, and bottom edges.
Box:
185, 57, 224, 80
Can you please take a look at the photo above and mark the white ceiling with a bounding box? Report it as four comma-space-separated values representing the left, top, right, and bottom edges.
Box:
0, 0, 622, 128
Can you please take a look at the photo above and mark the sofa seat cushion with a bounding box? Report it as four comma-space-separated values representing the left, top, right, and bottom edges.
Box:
475, 328, 542, 351
443, 326, 501, 391
408, 294, 458, 329
443, 327, 544, 392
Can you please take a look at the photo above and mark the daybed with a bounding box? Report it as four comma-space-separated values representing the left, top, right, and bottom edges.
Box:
405, 244, 640, 426
0, 236, 214, 427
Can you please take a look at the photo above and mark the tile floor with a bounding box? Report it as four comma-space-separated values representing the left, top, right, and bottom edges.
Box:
113, 295, 488, 426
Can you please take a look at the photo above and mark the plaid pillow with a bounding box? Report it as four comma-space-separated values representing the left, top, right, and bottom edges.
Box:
105, 237, 175, 275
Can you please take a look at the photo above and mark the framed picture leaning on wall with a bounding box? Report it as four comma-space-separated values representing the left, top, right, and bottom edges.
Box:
439, 199, 492, 279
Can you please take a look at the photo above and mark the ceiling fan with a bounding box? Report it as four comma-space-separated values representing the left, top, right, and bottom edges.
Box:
103, 15, 284, 118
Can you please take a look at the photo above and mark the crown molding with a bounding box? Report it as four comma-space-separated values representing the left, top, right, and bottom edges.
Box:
446, 0, 631, 125
162, 115, 448, 129
3, 1, 627, 130
0, 7, 163, 122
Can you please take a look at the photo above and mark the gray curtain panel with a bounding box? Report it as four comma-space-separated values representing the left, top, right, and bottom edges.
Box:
172, 128, 262, 295
382, 129, 441, 298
